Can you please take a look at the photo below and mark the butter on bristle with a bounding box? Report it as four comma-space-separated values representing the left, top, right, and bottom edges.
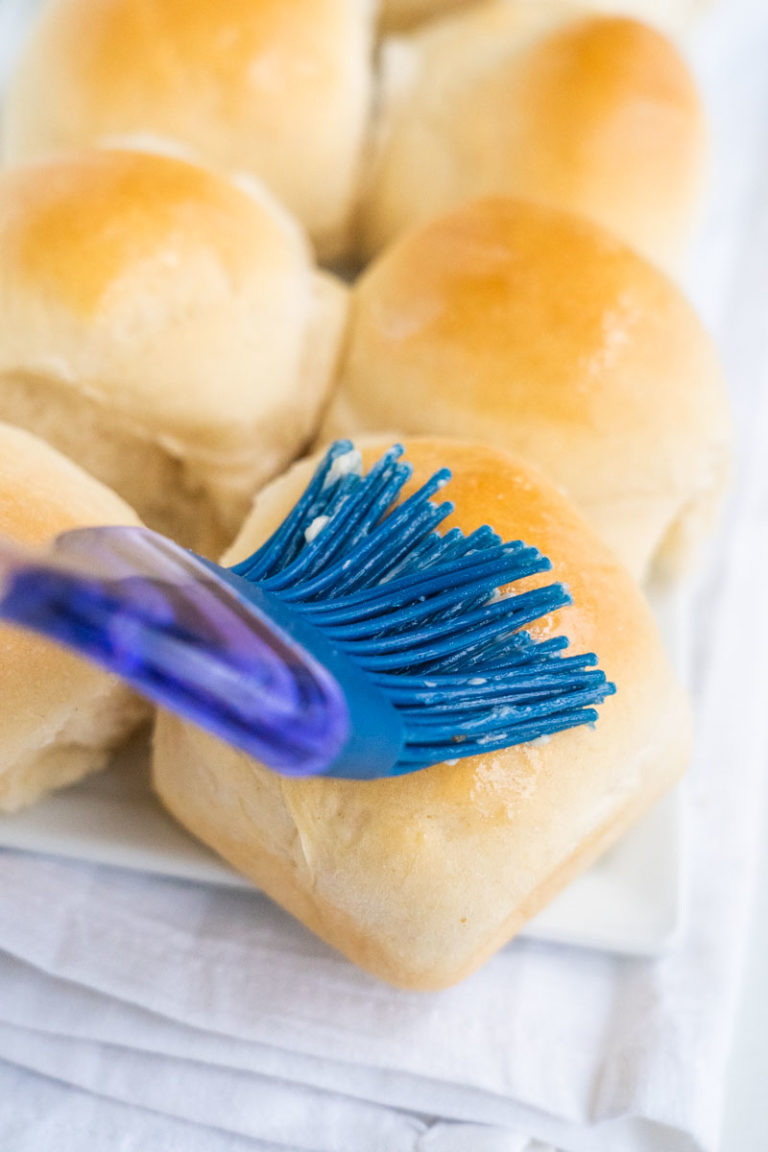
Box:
322, 449, 362, 488
307, 452, 363, 540
304, 515, 330, 543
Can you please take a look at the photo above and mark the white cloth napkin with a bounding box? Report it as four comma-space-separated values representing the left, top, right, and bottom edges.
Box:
0, 1, 767, 1150
0, 475, 764, 1152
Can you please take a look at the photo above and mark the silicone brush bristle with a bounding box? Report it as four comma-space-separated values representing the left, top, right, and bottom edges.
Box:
230, 442, 615, 775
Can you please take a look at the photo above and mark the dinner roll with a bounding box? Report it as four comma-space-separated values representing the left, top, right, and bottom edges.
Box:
0, 149, 347, 556
380, 0, 705, 33
323, 198, 730, 582
0, 422, 146, 812
3, 0, 375, 260
153, 438, 690, 989
361, 1, 705, 270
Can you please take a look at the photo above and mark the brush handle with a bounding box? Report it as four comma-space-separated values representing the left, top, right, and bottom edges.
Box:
0, 527, 351, 776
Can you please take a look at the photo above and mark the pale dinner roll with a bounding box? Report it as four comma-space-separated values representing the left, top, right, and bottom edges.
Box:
153, 438, 690, 989
3, 0, 375, 260
323, 198, 730, 582
380, 0, 706, 33
0, 422, 146, 813
0, 149, 348, 556
361, 1, 705, 270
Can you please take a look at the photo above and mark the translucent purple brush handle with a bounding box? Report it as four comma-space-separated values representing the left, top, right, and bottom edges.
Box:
0, 527, 349, 776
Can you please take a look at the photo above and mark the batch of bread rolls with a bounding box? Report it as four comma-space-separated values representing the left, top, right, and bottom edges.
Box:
0, 0, 729, 989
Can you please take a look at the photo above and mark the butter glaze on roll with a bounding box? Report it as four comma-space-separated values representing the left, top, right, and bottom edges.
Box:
153, 438, 690, 989
0, 149, 347, 556
0, 422, 146, 812
362, 1, 705, 270
323, 198, 730, 582
3, 0, 375, 261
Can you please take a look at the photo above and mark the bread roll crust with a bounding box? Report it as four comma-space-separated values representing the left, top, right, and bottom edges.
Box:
362, 2, 705, 269
324, 197, 730, 581
4, 0, 374, 259
0, 422, 146, 812
153, 438, 690, 989
0, 150, 348, 552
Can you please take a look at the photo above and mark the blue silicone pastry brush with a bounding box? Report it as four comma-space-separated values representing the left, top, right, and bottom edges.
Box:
0, 441, 615, 779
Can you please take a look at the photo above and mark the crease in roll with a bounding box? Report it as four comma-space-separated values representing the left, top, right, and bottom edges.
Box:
379, 0, 708, 34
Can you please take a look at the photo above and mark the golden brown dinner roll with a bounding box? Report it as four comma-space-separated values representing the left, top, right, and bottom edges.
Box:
361, 2, 705, 270
0, 422, 146, 812
3, 0, 375, 261
153, 437, 690, 989
0, 149, 347, 556
323, 198, 730, 582
380, 0, 705, 33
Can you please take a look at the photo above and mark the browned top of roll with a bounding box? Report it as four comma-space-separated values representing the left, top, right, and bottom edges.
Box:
324, 197, 730, 580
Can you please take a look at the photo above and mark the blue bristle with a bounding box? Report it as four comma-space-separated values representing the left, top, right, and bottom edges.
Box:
231, 442, 616, 774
